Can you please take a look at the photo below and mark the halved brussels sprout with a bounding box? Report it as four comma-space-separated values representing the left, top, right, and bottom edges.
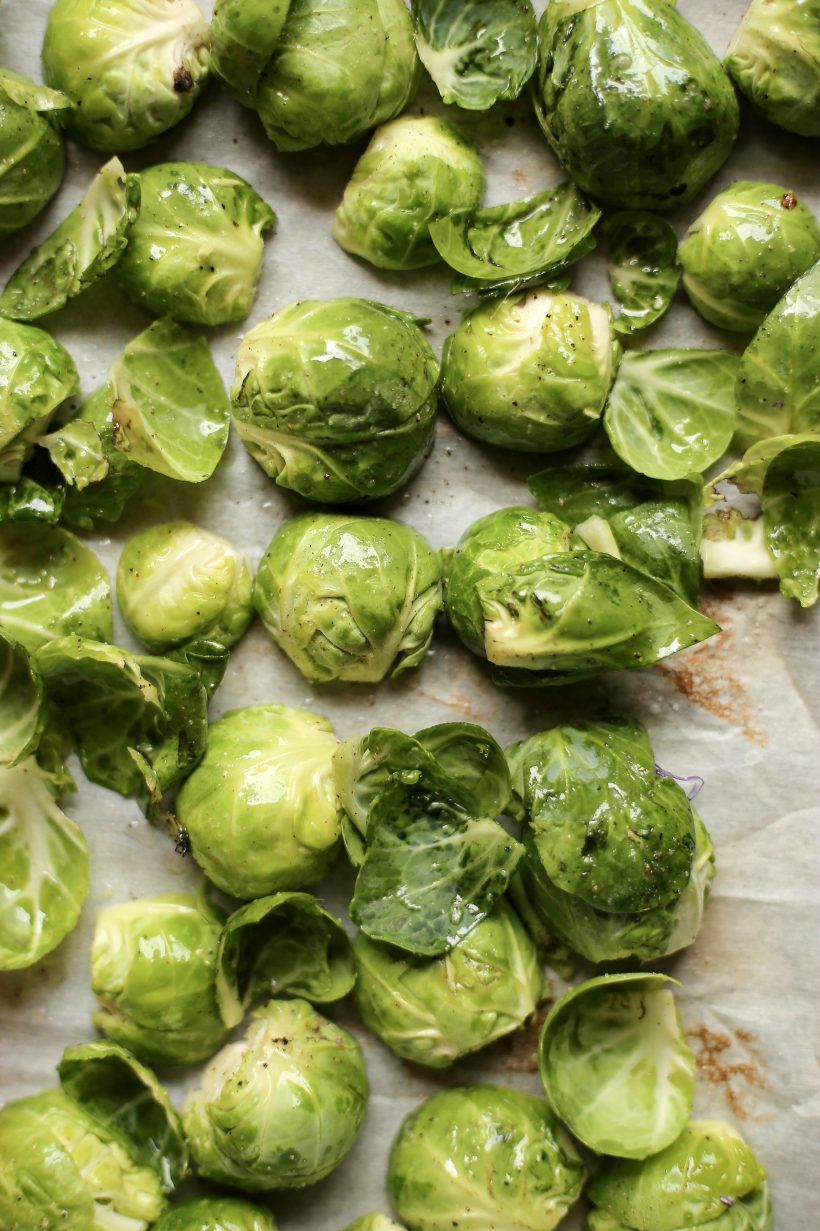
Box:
679, 182, 820, 333
0, 319, 79, 481
253, 512, 442, 683
0, 524, 111, 653
588, 1121, 770, 1231
232, 298, 439, 503
726, 0, 820, 138
441, 290, 619, 453
42, 0, 211, 152
388, 1085, 586, 1231
538, 973, 695, 1159
333, 117, 485, 271
0, 70, 67, 239
153, 1197, 278, 1231
411, 0, 537, 110
251, 0, 418, 151
176, 704, 342, 899
0, 633, 45, 765
116, 162, 277, 326
533, 0, 739, 210
353, 899, 544, 1069
0, 756, 88, 971
117, 522, 253, 654
182, 998, 369, 1191
91, 891, 229, 1067
0, 157, 141, 321
604, 212, 681, 336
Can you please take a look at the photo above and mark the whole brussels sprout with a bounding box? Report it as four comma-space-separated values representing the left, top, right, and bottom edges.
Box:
232, 298, 439, 503
117, 522, 253, 653
0, 319, 79, 481
115, 162, 277, 326
152, 1196, 277, 1231
0, 71, 66, 239
353, 900, 544, 1069
441, 290, 620, 452
176, 704, 342, 899
333, 117, 485, 271
253, 512, 442, 684
533, 0, 739, 210
42, 0, 211, 152
90, 891, 229, 1067
726, 0, 820, 138
679, 182, 820, 332
388, 1084, 586, 1231
182, 998, 369, 1191
212, 0, 418, 151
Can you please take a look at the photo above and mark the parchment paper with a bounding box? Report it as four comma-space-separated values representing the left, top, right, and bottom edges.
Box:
0, 1, 817, 1226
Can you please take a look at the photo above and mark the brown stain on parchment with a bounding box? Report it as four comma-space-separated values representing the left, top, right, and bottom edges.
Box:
501, 1003, 551, 1074
655, 595, 768, 747
687, 1023, 769, 1121
415, 659, 499, 725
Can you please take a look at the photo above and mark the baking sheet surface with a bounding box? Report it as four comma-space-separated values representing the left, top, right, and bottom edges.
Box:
0, 1, 818, 1226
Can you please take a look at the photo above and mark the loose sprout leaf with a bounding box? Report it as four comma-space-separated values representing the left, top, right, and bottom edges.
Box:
0, 69, 71, 113
411, 0, 538, 110
55, 385, 146, 530
216, 892, 355, 1028
211, 0, 293, 105
604, 349, 738, 481
0, 319, 80, 481
429, 182, 600, 295
0, 757, 88, 971
415, 722, 511, 818
0, 158, 141, 322
0, 476, 64, 524
36, 636, 208, 801
0, 524, 112, 654
58, 1040, 188, 1191
734, 259, 820, 448
110, 319, 231, 483
605, 211, 681, 335
538, 973, 695, 1159
40, 418, 109, 489
0, 634, 45, 765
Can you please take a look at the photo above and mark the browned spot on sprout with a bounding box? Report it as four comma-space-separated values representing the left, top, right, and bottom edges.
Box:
780, 190, 798, 210
687, 1023, 769, 1120
174, 67, 194, 93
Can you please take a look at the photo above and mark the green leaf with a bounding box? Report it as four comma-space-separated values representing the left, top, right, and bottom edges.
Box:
604, 349, 738, 480
0, 69, 70, 113
0, 634, 44, 765
56, 386, 146, 530
0, 757, 88, 971
110, 320, 230, 483
604, 211, 681, 335
0, 158, 141, 322
0, 319, 79, 481
40, 418, 109, 489
415, 722, 511, 818
412, 0, 537, 109
211, 0, 293, 105
429, 182, 600, 296
0, 476, 64, 524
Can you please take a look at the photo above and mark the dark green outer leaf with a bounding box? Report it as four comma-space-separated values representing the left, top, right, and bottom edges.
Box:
605, 211, 681, 335
0, 476, 64, 524
412, 0, 538, 110
414, 722, 511, 817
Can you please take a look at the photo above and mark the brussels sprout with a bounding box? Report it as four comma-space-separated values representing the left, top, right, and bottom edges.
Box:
0, 633, 45, 765
533, 0, 739, 211
109, 320, 231, 483
252, 0, 418, 151
333, 117, 485, 271
0, 157, 141, 321
232, 299, 439, 503
183, 998, 369, 1191
116, 162, 277, 326
735, 260, 820, 447
177, 704, 342, 899
444, 507, 718, 681
0, 524, 111, 653
0, 756, 88, 971
388, 1085, 586, 1231
153, 1197, 278, 1231
726, 0, 820, 138
211, 0, 293, 105
605, 213, 681, 336
679, 182, 820, 333
253, 512, 442, 683
344, 1216, 405, 1231
538, 974, 695, 1160
508, 719, 715, 963
588, 1121, 769, 1231
37, 636, 208, 803
429, 181, 600, 297
441, 290, 619, 453
0, 70, 67, 239
411, 0, 537, 110
90, 891, 229, 1066
215, 891, 355, 1028
353, 900, 544, 1069
603, 349, 738, 481
0, 318, 79, 481
42, 0, 211, 152
117, 522, 253, 655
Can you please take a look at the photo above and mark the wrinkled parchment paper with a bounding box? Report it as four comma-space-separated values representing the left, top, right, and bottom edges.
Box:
0, 1, 818, 1226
